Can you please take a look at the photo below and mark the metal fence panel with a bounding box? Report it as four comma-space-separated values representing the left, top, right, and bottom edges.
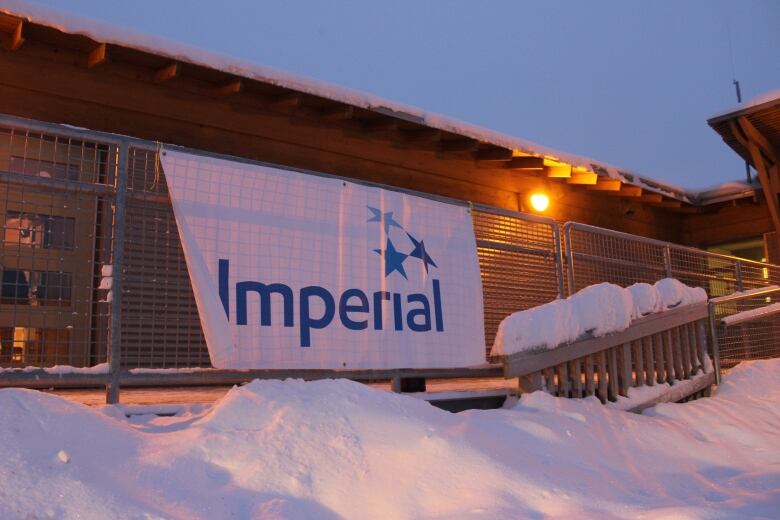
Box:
0, 123, 117, 368
472, 207, 564, 353
566, 222, 780, 365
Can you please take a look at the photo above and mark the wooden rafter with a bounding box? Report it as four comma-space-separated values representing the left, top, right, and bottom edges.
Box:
86, 43, 108, 68
736, 116, 780, 248
0, 17, 23, 51
546, 164, 572, 178
439, 138, 479, 153
586, 179, 622, 191
213, 79, 243, 97
566, 171, 598, 185
154, 62, 180, 83
504, 156, 544, 170
475, 148, 513, 162
363, 118, 398, 133
321, 105, 354, 121
640, 193, 663, 203
269, 92, 301, 109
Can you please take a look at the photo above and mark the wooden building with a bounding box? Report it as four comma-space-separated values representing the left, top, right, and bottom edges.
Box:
0, 9, 777, 372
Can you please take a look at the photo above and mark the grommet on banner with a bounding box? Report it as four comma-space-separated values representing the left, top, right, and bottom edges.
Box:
467, 201, 473, 214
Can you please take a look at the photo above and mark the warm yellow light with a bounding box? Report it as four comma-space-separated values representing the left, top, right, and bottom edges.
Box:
530, 193, 550, 212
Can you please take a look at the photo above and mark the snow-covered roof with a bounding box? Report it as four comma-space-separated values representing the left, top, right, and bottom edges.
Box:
709, 89, 780, 123
0, 1, 755, 206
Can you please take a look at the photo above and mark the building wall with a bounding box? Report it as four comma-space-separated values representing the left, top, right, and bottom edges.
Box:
0, 39, 682, 243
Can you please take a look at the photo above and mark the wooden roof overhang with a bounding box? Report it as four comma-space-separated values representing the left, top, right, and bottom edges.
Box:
0, 12, 693, 219
709, 97, 780, 243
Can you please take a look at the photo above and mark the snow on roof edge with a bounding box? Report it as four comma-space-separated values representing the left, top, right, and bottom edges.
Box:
709, 89, 780, 123
2, 1, 700, 203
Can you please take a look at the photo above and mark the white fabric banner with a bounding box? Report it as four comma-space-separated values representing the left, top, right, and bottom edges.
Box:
160, 150, 485, 369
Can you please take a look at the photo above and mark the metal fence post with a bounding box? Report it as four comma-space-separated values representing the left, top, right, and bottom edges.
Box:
106, 141, 129, 404
552, 224, 566, 299
563, 223, 575, 296
707, 301, 722, 385
735, 260, 744, 292
663, 245, 673, 279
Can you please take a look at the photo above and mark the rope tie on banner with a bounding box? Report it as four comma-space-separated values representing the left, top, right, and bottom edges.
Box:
151, 141, 163, 191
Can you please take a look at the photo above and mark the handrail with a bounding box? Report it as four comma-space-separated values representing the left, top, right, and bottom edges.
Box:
502, 302, 708, 377
563, 221, 780, 270
721, 302, 780, 327
709, 285, 780, 304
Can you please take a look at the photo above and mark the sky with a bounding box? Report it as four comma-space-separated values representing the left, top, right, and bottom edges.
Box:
11, 0, 780, 189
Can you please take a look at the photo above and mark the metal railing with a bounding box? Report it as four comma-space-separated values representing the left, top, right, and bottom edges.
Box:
564, 222, 780, 296
709, 286, 780, 374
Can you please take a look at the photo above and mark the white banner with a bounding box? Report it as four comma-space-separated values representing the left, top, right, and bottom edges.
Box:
159, 150, 485, 369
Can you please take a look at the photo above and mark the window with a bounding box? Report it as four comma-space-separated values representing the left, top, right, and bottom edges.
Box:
0, 327, 70, 366
3, 211, 75, 250
0, 269, 72, 306
9, 156, 80, 181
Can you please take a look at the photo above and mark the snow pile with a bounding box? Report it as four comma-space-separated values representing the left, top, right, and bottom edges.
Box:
492, 279, 707, 356
1, 360, 779, 519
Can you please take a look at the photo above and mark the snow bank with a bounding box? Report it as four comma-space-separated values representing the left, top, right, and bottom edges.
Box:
1, 360, 779, 519
492, 279, 707, 356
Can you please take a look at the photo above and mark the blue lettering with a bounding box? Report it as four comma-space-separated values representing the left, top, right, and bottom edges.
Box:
373, 291, 391, 330
236, 281, 294, 327
219, 259, 230, 319
433, 279, 444, 332
339, 289, 369, 330
300, 286, 335, 347
406, 294, 432, 332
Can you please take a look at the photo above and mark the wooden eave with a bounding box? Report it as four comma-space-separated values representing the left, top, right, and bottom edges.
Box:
0, 11, 695, 214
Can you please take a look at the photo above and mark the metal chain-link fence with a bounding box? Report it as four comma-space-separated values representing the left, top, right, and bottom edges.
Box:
565, 222, 780, 364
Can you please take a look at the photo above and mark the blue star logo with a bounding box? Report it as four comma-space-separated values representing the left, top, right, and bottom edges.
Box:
374, 238, 408, 279
406, 232, 437, 272
367, 206, 403, 234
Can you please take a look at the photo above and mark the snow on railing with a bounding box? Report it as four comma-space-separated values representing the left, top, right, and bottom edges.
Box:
492, 281, 715, 411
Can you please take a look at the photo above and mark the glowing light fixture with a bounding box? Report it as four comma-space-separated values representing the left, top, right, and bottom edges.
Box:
529, 192, 550, 212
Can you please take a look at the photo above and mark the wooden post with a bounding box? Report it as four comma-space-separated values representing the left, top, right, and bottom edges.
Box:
585, 354, 595, 397
654, 332, 666, 384
571, 359, 583, 398
642, 335, 655, 386
679, 326, 691, 380
597, 351, 608, 403
696, 320, 709, 373
632, 340, 644, 387
664, 330, 676, 383
608, 347, 619, 401
557, 362, 570, 397
687, 323, 702, 375
519, 372, 544, 394
619, 343, 632, 397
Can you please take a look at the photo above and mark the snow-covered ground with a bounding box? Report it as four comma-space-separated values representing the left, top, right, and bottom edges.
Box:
1, 360, 779, 519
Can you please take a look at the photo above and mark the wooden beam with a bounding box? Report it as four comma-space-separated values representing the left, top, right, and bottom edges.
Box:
0, 18, 23, 51
649, 199, 683, 209
86, 43, 108, 68
615, 185, 643, 197
269, 92, 302, 109
439, 138, 479, 153
475, 148, 513, 162
746, 139, 780, 240
640, 193, 663, 203
362, 118, 398, 133
400, 128, 441, 144
586, 178, 623, 191
504, 156, 544, 170
738, 116, 779, 164
546, 164, 572, 178
320, 105, 354, 121
154, 62, 180, 83
213, 79, 243, 97
566, 171, 598, 185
